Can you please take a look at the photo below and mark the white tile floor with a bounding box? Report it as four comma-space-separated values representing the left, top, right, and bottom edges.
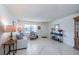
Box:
15, 38, 79, 55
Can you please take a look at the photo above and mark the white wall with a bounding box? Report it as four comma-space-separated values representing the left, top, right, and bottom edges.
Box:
17, 21, 49, 38
49, 13, 79, 47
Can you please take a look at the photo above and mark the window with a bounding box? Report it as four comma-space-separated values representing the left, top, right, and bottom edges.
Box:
24, 25, 30, 33
24, 24, 37, 33
31, 25, 37, 32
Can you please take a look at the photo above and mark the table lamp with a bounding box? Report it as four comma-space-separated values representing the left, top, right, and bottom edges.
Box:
0, 19, 16, 40
5, 25, 16, 40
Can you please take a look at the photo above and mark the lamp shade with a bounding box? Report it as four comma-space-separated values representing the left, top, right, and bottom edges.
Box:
0, 19, 16, 32
0, 25, 16, 32
0, 26, 4, 32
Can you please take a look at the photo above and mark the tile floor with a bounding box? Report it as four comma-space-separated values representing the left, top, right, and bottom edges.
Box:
15, 38, 79, 55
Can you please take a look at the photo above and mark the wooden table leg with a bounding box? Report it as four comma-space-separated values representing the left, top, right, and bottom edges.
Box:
9, 45, 11, 55
3, 45, 5, 55
13, 44, 15, 55
16, 41, 17, 53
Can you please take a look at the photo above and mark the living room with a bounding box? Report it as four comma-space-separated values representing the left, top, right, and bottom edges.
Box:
0, 4, 79, 55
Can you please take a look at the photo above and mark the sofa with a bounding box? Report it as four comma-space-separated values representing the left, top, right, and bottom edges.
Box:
14, 32, 27, 49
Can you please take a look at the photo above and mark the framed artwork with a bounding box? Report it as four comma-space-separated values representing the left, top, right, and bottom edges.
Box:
38, 26, 41, 30
54, 24, 60, 31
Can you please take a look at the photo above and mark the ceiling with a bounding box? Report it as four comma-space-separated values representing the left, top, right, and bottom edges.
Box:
4, 4, 79, 22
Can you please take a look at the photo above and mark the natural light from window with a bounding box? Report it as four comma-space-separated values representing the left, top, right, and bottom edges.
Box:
24, 24, 37, 33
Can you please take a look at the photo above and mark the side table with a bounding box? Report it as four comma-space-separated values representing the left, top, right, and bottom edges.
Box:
2, 39, 17, 55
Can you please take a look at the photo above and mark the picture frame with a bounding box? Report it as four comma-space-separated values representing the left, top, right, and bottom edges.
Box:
54, 24, 60, 31
38, 26, 41, 30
